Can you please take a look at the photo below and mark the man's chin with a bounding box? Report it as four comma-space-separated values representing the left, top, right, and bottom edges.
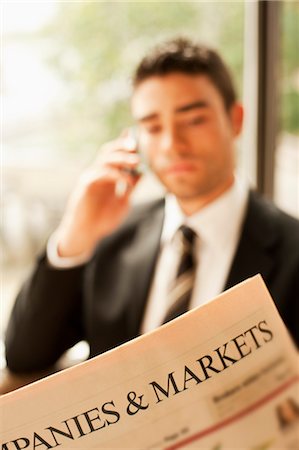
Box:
164, 177, 235, 210
166, 186, 208, 201
162, 177, 207, 197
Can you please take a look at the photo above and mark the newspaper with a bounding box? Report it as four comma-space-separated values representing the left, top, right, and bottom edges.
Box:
1, 275, 298, 449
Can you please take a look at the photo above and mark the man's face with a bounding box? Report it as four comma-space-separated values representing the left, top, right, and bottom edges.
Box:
131, 72, 242, 201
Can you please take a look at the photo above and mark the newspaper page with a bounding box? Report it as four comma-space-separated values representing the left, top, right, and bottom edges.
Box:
1, 275, 298, 449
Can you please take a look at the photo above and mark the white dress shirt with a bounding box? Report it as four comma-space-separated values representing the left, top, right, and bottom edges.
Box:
48, 178, 249, 334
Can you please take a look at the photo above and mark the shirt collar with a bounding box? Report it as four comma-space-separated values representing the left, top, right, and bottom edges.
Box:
161, 177, 249, 249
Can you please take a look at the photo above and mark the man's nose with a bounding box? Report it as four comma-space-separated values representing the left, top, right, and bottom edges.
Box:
160, 127, 188, 154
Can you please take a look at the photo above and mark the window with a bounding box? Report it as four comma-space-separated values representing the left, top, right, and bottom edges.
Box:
274, 1, 299, 217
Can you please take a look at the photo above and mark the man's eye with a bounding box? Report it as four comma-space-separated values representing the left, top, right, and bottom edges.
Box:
146, 125, 162, 134
187, 116, 206, 125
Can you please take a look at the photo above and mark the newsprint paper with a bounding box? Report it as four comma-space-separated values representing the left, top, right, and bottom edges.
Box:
1, 275, 298, 449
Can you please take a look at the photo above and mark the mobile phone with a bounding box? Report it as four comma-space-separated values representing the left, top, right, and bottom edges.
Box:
122, 126, 147, 177
115, 127, 146, 197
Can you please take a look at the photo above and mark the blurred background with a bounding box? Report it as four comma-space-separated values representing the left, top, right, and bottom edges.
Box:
1, 1, 299, 366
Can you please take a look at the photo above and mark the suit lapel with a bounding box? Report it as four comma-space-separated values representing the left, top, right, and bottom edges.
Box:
124, 201, 165, 337
225, 234, 274, 290
225, 191, 279, 290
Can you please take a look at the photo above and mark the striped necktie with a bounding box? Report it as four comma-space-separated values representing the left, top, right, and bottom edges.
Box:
162, 225, 197, 324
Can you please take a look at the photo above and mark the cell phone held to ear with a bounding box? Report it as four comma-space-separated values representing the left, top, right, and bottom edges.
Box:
115, 127, 146, 197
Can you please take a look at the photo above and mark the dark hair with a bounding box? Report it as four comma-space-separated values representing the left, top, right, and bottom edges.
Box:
133, 37, 237, 110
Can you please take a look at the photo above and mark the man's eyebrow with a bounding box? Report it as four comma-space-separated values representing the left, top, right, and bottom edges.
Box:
137, 112, 159, 123
136, 100, 209, 123
175, 100, 209, 113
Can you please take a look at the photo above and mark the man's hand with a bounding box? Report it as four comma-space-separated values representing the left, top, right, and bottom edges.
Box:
55, 135, 142, 258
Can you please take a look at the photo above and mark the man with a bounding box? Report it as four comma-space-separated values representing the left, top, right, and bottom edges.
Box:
4, 38, 299, 381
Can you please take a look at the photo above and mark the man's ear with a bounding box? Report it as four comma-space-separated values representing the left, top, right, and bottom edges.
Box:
230, 103, 243, 137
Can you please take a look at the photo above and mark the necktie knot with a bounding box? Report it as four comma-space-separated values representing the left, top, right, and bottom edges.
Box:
179, 225, 197, 245
177, 225, 197, 263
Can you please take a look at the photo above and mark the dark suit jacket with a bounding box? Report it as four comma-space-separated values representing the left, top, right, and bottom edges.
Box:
5, 191, 299, 373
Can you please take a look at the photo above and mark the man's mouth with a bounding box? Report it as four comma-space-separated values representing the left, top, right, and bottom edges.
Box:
163, 160, 198, 174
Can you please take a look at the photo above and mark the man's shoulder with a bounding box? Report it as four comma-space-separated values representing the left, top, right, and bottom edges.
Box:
248, 190, 299, 227
93, 197, 165, 256
245, 190, 299, 248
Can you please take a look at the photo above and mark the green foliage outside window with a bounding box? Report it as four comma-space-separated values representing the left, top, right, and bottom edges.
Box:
281, 2, 299, 135
40, 1, 298, 157
42, 1, 244, 156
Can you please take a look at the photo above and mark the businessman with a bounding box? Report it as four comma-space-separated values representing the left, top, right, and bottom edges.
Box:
4, 38, 299, 384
